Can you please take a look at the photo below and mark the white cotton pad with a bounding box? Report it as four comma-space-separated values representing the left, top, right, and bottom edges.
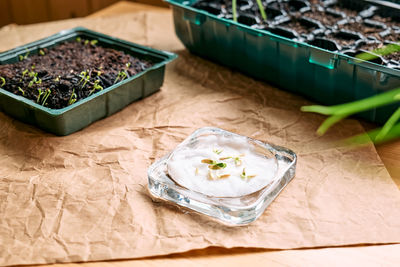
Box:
167, 134, 278, 197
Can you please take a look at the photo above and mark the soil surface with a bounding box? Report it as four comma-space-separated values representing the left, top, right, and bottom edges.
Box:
0, 39, 153, 109
281, 17, 317, 35
304, 9, 343, 26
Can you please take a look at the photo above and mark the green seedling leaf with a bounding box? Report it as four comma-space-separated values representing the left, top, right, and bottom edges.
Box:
302, 87, 400, 134
18, 87, 25, 96
76, 37, 81, 42
356, 42, 400, 61
0, 77, 5, 87
68, 88, 77, 105
39, 49, 45, 56
90, 40, 98, 46
375, 107, 400, 143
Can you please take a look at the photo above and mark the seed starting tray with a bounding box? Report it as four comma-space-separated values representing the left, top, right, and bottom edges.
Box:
0, 27, 177, 135
167, 0, 400, 124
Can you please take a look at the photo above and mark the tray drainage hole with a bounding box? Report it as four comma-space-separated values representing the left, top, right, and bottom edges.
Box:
309, 38, 339, 51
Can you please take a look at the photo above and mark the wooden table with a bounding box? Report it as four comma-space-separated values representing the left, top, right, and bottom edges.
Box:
41, 2, 400, 266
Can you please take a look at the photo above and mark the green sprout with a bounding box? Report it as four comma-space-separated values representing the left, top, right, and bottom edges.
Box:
201, 159, 227, 170
114, 70, 128, 84
41, 88, 51, 106
37, 89, 44, 103
213, 148, 223, 154
76, 37, 81, 42
126, 62, 131, 68
232, 0, 237, 22
240, 168, 256, 180
22, 69, 29, 78
68, 88, 77, 105
0, 77, 5, 87
39, 49, 45, 56
84, 40, 89, 45
90, 40, 98, 46
232, 0, 267, 22
301, 88, 400, 144
18, 87, 25, 96
31, 64, 35, 70
79, 70, 90, 88
54, 76, 60, 82
88, 80, 103, 96
18, 50, 30, 61
356, 42, 400, 61
255, 0, 267, 21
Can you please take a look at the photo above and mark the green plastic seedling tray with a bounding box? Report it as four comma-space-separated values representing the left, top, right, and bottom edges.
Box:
0, 27, 177, 135
166, 0, 400, 124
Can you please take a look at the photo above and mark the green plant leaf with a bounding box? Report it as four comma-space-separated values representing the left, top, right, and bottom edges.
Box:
375, 107, 400, 143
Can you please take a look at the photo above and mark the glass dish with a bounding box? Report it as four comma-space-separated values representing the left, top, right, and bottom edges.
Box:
147, 127, 297, 226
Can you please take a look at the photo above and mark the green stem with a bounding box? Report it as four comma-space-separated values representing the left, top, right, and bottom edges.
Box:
375, 107, 400, 142
347, 122, 400, 145
317, 114, 348, 135
302, 87, 400, 117
255, 0, 267, 21
232, 0, 237, 22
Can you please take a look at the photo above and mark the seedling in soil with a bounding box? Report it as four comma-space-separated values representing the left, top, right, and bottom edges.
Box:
39, 49, 45, 56
232, 0, 267, 22
22, 69, 28, 78
0, 77, 5, 87
79, 70, 90, 88
255, 0, 267, 21
19, 50, 30, 61
68, 88, 77, 105
40, 88, 51, 106
90, 40, 98, 46
126, 62, 131, 68
18, 87, 25, 96
88, 80, 103, 96
356, 42, 400, 61
114, 70, 128, 84
76, 37, 81, 42
37, 88, 44, 103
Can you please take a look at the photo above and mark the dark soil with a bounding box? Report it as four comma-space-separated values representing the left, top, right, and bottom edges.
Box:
338, 21, 387, 40
281, 17, 318, 35
304, 9, 344, 26
0, 39, 153, 109
372, 15, 399, 29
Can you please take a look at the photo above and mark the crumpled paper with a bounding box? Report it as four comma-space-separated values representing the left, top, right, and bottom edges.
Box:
1, 11, 400, 267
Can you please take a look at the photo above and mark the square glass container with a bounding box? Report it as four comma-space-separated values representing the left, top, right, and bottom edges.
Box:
148, 127, 297, 226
